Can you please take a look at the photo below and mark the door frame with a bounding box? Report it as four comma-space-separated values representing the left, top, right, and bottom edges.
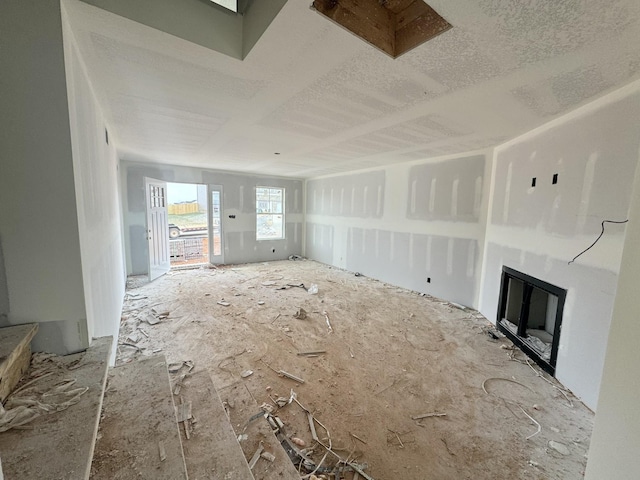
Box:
145, 177, 171, 282
208, 184, 224, 265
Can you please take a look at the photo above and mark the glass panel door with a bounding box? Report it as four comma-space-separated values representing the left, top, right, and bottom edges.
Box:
209, 186, 223, 264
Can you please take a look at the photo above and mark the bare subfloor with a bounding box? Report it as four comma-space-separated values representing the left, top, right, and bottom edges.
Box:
118, 260, 593, 480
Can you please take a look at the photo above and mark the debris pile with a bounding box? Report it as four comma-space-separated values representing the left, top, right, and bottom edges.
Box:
0, 353, 88, 432
245, 389, 376, 479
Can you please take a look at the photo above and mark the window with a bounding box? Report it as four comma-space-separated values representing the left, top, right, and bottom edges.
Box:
256, 187, 284, 240
210, 0, 237, 12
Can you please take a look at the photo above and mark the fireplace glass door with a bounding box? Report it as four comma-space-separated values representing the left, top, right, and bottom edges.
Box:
497, 267, 566, 375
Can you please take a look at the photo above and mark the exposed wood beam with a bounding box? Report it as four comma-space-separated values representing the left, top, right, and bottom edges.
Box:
395, 4, 451, 56
313, 0, 451, 58
382, 0, 415, 14
313, 0, 395, 55
395, 0, 427, 30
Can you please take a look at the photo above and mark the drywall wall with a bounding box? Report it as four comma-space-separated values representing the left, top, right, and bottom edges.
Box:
0, 242, 9, 325
0, 0, 89, 354
242, 0, 288, 59
305, 152, 492, 307
585, 139, 640, 479
62, 4, 126, 351
78, 0, 289, 60
79, 0, 243, 59
121, 161, 304, 274
479, 85, 640, 409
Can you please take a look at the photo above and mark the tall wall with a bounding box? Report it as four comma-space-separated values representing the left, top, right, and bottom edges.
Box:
121, 161, 304, 274
305, 152, 492, 307
585, 129, 640, 479
62, 4, 126, 347
478, 85, 640, 409
0, 0, 88, 354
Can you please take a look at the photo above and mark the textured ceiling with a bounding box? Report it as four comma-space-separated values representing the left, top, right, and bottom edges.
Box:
63, 0, 640, 178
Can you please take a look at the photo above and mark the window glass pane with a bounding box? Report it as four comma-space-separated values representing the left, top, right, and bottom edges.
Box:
271, 214, 283, 238
256, 187, 284, 240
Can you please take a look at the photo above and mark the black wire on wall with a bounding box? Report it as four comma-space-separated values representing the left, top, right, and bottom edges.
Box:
568, 219, 629, 265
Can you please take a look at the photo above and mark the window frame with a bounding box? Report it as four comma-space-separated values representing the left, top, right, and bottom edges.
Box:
256, 186, 285, 241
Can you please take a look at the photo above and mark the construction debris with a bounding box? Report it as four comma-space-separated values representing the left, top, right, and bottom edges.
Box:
255, 389, 376, 479
322, 311, 333, 333
151, 309, 169, 320
158, 441, 167, 461
175, 401, 193, 423
449, 302, 467, 310
0, 354, 89, 433
291, 437, 306, 447
297, 350, 326, 357
143, 312, 161, 325
411, 412, 447, 420
178, 397, 193, 440
278, 370, 305, 384
248, 442, 264, 469
173, 374, 187, 395
293, 308, 308, 320
168, 363, 184, 373
548, 440, 570, 455
259, 402, 275, 414
260, 451, 276, 462
350, 432, 367, 444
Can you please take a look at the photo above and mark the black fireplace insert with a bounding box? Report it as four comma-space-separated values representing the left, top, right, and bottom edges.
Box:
497, 266, 566, 375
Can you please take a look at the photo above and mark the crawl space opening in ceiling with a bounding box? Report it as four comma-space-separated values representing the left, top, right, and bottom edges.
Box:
312, 0, 452, 58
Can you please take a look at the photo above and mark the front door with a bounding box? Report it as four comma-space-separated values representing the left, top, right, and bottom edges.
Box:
209, 185, 224, 264
145, 178, 170, 281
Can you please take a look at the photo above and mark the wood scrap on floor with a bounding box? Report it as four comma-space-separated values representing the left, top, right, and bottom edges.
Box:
116, 262, 595, 480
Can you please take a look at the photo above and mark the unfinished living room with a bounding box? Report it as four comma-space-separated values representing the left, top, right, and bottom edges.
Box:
1, 0, 640, 479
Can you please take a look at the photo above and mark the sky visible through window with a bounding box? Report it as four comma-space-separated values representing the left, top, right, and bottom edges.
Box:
211, 0, 237, 13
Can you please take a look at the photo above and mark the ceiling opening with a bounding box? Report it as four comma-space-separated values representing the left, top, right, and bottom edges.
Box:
312, 0, 452, 58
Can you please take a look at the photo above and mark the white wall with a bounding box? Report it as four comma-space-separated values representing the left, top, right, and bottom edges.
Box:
479, 83, 640, 409
62, 4, 126, 349
585, 136, 640, 479
305, 151, 493, 308
0, 0, 89, 354
121, 161, 304, 274
0, 0, 125, 356
305, 81, 640, 411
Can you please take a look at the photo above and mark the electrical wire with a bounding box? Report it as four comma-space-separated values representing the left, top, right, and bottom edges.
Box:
568, 219, 628, 265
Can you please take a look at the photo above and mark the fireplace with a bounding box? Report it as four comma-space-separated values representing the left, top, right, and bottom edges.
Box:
497, 267, 566, 375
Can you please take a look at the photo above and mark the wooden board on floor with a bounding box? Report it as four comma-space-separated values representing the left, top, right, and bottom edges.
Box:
218, 382, 301, 480
176, 370, 255, 479
91, 355, 188, 480
0, 323, 38, 402
0, 336, 111, 480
